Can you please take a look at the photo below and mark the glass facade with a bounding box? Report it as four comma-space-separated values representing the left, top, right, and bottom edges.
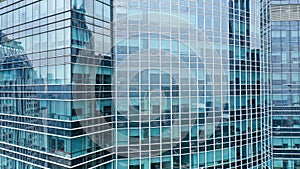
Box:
0, 0, 271, 169
271, 1, 300, 169
113, 0, 271, 168
0, 0, 114, 168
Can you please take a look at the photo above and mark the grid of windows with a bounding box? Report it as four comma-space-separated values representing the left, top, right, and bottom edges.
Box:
0, 0, 271, 169
0, 0, 113, 168
271, 1, 300, 169
114, 0, 271, 169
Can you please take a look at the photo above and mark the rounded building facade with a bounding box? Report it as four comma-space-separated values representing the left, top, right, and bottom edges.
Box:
113, 0, 271, 168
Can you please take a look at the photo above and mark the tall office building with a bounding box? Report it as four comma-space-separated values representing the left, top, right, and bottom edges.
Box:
113, 0, 271, 168
0, 0, 271, 169
0, 0, 114, 168
271, 0, 300, 169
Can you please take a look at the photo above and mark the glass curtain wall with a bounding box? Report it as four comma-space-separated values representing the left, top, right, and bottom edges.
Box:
113, 0, 271, 168
271, 1, 300, 169
0, 0, 113, 168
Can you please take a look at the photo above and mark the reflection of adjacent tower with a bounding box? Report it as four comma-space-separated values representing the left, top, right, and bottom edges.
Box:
71, 3, 112, 103
0, 38, 35, 116
1, 1, 114, 168
0, 33, 41, 116
0, 32, 48, 168
70, 1, 114, 166
229, 0, 258, 163
228, 0, 271, 167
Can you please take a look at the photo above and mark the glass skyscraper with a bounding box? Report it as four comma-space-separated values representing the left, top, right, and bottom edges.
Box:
0, 0, 271, 169
271, 0, 300, 168
0, 0, 113, 168
113, 0, 271, 168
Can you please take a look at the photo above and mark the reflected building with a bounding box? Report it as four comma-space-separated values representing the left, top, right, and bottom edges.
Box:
0, 31, 50, 167
0, 0, 271, 169
0, 0, 113, 168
